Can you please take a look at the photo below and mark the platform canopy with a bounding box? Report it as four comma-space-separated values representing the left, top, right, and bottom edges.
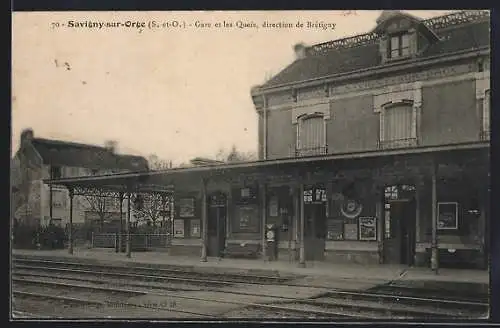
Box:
43, 141, 489, 195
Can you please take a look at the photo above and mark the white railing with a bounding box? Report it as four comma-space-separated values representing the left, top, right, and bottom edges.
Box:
91, 233, 172, 250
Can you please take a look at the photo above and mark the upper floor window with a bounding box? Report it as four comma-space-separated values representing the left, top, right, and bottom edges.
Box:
296, 114, 327, 156
389, 33, 410, 59
380, 102, 416, 149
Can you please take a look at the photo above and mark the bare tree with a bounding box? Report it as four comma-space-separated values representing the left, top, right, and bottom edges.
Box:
84, 191, 117, 232
132, 193, 170, 230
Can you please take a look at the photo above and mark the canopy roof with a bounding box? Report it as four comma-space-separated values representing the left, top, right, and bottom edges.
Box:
43, 141, 488, 193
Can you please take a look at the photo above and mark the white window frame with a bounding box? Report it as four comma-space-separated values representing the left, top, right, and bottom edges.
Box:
374, 82, 422, 148
483, 89, 490, 135
389, 33, 410, 59
476, 71, 490, 138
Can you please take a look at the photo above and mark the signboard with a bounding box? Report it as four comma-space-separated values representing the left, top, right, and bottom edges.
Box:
190, 219, 201, 238
179, 198, 195, 218
303, 188, 327, 204
173, 219, 185, 238
438, 202, 458, 230
359, 217, 377, 241
344, 223, 358, 240
340, 198, 363, 219
326, 219, 344, 240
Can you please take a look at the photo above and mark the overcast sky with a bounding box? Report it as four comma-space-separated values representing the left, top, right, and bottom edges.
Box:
12, 10, 454, 165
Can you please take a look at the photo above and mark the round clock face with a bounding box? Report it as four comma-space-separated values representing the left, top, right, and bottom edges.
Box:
341, 199, 363, 219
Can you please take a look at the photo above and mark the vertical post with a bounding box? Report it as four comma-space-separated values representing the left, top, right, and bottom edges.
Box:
126, 191, 131, 258
91, 231, 94, 248
119, 192, 124, 253
415, 178, 422, 244
49, 184, 53, 224
114, 233, 118, 251
431, 162, 439, 273
298, 182, 305, 268
226, 185, 232, 241
201, 178, 208, 262
375, 186, 384, 264
260, 182, 267, 261
68, 188, 74, 255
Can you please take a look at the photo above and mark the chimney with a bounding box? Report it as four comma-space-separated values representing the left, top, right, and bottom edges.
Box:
376, 10, 402, 24
20, 128, 34, 145
293, 43, 307, 60
104, 140, 117, 153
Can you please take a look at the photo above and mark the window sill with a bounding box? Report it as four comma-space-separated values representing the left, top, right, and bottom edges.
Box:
384, 54, 414, 63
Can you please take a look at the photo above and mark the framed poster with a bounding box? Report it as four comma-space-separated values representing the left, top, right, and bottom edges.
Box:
359, 217, 377, 241
326, 219, 344, 240
179, 198, 195, 218
233, 205, 259, 233
190, 219, 201, 238
173, 219, 185, 238
344, 223, 358, 240
269, 197, 279, 217
438, 202, 458, 230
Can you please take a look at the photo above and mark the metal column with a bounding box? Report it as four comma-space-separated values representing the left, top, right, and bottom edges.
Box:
201, 178, 208, 262
118, 192, 123, 253
261, 182, 267, 261
298, 183, 305, 268
68, 188, 74, 255
431, 162, 439, 273
126, 192, 131, 258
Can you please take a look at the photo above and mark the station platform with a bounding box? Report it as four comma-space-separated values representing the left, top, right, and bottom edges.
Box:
12, 248, 490, 293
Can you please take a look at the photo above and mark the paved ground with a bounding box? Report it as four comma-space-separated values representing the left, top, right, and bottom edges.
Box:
13, 248, 489, 290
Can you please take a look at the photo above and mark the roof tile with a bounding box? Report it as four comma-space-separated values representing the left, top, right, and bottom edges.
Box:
31, 138, 148, 171
261, 11, 490, 89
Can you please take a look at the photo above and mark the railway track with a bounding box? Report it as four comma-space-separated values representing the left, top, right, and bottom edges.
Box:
11, 257, 489, 320
13, 257, 296, 284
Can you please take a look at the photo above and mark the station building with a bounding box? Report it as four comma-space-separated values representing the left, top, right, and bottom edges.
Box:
46, 10, 490, 269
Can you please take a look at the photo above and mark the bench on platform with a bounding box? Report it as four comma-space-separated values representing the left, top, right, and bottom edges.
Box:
223, 243, 261, 259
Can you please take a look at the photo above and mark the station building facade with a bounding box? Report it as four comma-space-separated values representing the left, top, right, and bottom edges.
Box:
168, 10, 490, 269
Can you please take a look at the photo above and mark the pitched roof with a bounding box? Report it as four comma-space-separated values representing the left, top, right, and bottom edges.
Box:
31, 138, 149, 171
261, 10, 490, 89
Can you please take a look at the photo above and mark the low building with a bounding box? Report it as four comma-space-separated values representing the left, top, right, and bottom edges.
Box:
11, 129, 148, 231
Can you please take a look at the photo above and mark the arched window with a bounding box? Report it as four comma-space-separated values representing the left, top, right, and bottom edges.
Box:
381, 102, 415, 149
296, 113, 326, 156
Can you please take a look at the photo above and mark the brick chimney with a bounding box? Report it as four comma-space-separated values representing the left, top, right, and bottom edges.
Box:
20, 128, 34, 145
104, 140, 117, 153
293, 42, 308, 60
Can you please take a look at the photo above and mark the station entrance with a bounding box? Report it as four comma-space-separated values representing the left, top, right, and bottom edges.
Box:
383, 185, 417, 265
303, 185, 327, 261
207, 192, 227, 257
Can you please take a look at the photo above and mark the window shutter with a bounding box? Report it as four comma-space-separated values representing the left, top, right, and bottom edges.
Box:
383, 104, 413, 147
298, 115, 325, 155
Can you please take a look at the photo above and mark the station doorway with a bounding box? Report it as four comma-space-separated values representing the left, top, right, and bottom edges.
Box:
383, 185, 417, 265
303, 186, 327, 261
207, 193, 227, 257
